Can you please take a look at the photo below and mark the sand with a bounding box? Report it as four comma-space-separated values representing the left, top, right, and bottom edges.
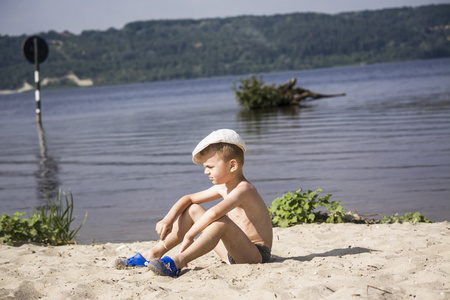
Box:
0, 222, 449, 299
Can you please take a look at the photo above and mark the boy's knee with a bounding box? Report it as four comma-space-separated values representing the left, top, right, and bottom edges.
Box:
186, 203, 203, 212
209, 216, 231, 230
184, 204, 206, 220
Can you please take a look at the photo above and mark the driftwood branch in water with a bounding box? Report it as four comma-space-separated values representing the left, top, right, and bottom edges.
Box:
273, 78, 346, 105
234, 75, 346, 109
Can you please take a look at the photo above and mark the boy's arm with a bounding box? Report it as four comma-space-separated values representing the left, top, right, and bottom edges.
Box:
179, 185, 248, 252
156, 186, 221, 240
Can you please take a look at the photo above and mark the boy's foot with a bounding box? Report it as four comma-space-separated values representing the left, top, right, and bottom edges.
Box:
115, 253, 150, 269
148, 256, 181, 277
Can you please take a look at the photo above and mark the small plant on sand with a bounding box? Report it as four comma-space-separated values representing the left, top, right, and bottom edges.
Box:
268, 189, 432, 227
0, 189, 87, 246
379, 212, 431, 224
268, 189, 345, 227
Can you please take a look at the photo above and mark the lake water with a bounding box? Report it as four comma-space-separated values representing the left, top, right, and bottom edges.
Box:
1, 58, 449, 244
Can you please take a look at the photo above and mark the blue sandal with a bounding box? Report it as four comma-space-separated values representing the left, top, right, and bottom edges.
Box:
118, 253, 150, 267
148, 256, 181, 277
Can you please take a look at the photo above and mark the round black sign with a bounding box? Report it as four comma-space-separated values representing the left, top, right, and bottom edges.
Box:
22, 35, 49, 64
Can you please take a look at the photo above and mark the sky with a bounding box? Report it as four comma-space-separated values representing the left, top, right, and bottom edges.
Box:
1, 0, 449, 36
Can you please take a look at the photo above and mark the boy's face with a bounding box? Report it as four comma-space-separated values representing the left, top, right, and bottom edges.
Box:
202, 151, 232, 185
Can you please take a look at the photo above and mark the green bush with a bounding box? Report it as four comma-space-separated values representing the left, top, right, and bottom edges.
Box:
379, 212, 431, 224
233, 75, 291, 109
0, 189, 87, 246
268, 189, 344, 227
268, 188, 432, 227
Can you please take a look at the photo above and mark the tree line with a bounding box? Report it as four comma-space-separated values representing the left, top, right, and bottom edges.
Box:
0, 4, 449, 90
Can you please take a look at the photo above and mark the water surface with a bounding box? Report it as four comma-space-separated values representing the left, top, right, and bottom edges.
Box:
0, 58, 449, 244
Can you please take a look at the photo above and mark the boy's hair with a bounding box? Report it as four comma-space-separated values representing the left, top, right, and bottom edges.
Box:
202, 143, 244, 166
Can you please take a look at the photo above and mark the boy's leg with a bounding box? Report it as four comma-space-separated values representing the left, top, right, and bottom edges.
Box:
171, 215, 262, 269
142, 204, 207, 260
213, 240, 230, 263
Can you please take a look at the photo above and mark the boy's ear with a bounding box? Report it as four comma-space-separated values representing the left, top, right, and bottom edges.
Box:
229, 159, 238, 172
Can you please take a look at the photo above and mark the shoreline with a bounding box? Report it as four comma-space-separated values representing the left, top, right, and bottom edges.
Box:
1, 222, 448, 299
0, 73, 93, 95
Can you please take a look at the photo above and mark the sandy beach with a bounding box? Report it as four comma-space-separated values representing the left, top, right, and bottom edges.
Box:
0, 222, 449, 299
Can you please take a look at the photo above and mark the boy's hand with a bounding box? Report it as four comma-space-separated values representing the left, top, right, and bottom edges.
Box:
156, 218, 172, 240
179, 236, 194, 253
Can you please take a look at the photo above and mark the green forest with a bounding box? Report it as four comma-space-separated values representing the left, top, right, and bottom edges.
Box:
0, 4, 449, 90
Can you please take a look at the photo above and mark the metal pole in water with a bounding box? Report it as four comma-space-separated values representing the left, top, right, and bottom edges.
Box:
22, 35, 48, 124
33, 37, 42, 124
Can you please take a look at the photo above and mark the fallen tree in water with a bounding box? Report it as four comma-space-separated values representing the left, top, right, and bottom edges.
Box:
233, 75, 345, 109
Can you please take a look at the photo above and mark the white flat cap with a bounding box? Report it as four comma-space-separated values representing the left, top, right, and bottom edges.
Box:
192, 129, 246, 164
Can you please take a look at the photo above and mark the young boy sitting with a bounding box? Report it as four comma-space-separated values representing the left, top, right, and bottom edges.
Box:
119, 129, 273, 277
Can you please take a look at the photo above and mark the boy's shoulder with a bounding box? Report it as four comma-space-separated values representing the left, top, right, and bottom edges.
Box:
217, 179, 260, 200
236, 180, 256, 192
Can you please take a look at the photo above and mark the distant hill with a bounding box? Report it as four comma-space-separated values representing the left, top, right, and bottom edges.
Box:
0, 4, 449, 91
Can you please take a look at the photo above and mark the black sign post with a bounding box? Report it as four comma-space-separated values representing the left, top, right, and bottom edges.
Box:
22, 36, 49, 124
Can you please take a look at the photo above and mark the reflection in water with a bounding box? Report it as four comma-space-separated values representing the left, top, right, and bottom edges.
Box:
237, 105, 303, 135
35, 122, 60, 202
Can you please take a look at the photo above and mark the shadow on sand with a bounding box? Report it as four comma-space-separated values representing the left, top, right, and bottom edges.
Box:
271, 247, 376, 263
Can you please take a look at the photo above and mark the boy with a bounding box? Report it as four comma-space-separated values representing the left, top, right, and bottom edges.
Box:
120, 129, 273, 277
